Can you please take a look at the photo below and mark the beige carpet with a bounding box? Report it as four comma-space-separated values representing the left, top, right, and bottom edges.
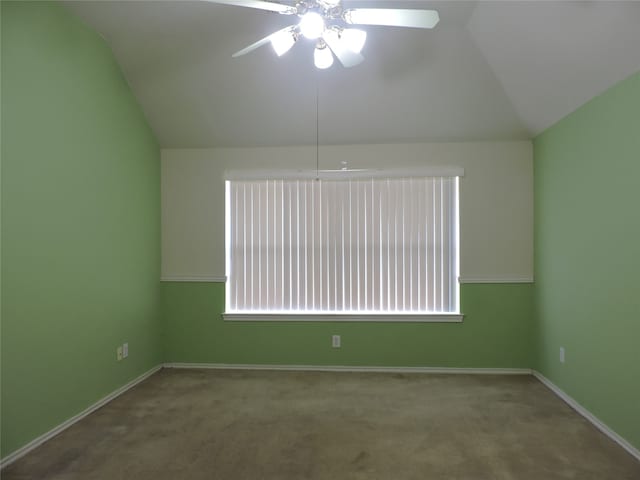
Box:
3, 369, 639, 479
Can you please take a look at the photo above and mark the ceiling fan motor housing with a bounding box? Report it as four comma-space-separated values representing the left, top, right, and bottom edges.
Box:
296, 0, 343, 20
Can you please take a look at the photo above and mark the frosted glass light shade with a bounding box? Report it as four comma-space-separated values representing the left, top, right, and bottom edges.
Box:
314, 45, 334, 69
270, 29, 296, 56
341, 28, 366, 53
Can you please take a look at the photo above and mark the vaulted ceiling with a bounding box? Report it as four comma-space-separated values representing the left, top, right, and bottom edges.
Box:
64, 0, 640, 148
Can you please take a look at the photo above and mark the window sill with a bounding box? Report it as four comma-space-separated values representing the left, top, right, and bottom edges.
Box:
222, 313, 464, 323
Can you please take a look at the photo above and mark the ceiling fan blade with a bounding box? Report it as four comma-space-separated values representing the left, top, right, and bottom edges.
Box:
343, 8, 440, 29
203, 0, 297, 15
322, 30, 364, 68
232, 26, 295, 58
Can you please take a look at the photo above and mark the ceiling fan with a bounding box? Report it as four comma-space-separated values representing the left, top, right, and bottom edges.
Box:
206, 0, 439, 69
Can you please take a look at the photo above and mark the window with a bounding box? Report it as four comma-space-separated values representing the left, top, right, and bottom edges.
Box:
224, 170, 461, 321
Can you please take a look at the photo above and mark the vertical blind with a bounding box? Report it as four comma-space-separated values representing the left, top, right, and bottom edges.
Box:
226, 176, 459, 314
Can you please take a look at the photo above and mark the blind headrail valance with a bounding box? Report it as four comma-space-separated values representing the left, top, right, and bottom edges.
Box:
224, 166, 464, 181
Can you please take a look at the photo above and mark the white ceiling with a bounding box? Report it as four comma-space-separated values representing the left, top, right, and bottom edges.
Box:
63, 0, 640, 148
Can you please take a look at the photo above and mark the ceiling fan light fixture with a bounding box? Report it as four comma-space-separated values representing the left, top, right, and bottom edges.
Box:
299, 12, 325, 40
341, 28, 367, 54
314, 43, 334, 69
270, 28, 297, 56
214, 0, 440, 68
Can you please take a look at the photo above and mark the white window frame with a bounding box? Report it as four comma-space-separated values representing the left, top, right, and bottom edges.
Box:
224, 168, 463, 323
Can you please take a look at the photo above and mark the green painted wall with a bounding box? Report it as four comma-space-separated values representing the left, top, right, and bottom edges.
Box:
1, 2, 160, 458
162, 282, 533, 368
534, 72, 640, 450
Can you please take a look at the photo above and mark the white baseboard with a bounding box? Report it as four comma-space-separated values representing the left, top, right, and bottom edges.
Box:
163, 362, 532, 375
0, 365, 163, 470
532, 371, 640, 462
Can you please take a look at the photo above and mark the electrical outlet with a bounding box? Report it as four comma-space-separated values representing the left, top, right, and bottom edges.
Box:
117, 346, 123, 361
123, 343, 129, 359
332, 335, 341, 348
559, 347, 565, 364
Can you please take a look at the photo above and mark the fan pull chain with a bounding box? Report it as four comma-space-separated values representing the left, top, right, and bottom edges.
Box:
316, 81, 320, 181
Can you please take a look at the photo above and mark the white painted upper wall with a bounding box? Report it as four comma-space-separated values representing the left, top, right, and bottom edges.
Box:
161, 141, 533, 282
